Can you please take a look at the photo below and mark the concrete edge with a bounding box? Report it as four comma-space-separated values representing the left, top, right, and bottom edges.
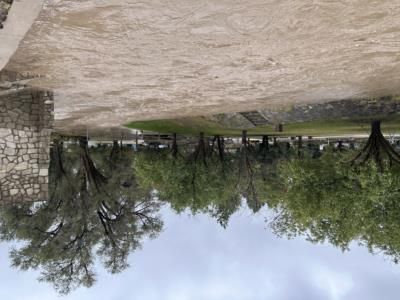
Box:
0, 0, 45, 72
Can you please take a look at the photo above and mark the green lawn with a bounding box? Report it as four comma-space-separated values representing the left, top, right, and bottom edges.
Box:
126, 115, 400, 137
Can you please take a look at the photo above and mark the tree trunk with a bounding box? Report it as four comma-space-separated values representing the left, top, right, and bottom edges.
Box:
297, 136, 303, 157
79, 137, 107, 191
171, 133, 178, 158
371, 119, 381, 134
337, 140, 343, 152
351, 120, 400, 172
217, 136, 225, 162
262, 135, 269, 151
110, 140, 120, 161
242, 130, 247, 146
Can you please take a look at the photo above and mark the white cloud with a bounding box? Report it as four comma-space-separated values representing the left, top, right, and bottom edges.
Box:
0, 207, 400, 300
310, 265, 354, 300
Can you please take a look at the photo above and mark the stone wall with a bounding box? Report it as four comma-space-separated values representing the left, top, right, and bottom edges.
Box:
258, 97, 400, 125
0, 87, 53, 203
206, 97, 400, 129
205, 113, 256, 129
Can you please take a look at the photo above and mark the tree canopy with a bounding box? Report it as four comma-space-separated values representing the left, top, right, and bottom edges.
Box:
134, 133, 290, 226
0, 138, 163, 294
4, 129, 400, 294
271, 148, 400, 263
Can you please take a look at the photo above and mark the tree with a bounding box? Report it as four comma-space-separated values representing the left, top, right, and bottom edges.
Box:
297, 136, 303, 157
171, 133, 179, 158
237, 130, 260, 210
78, 137, 107, 192
351, 120, 400, 172
134, 133, 242, 227
0, 138, 163, 294
270, 149, 400, 264
135, 132, 286, 226
270, 150, 359, 247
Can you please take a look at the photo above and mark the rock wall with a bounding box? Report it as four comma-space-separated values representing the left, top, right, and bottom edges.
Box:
0, 87, 53, 203
258, 97, 400, 125
205, 113, 256, 129
207, 97, 400, 129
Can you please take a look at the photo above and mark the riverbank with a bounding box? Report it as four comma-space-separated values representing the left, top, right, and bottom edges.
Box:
127, 96, 400, 137
126, 117, 400, 137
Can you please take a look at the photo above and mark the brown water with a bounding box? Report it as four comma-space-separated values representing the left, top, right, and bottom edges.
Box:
5, 0, 400, 130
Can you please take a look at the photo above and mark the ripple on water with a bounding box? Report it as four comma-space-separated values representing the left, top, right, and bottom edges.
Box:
5, 0, 400, 128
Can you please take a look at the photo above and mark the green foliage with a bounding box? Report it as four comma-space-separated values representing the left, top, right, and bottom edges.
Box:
134, 136, 289, 227
271, 148, 400, 263
7, 133, 400, 294
134, 147, 240, 228
126, 114, 400, 137
0, 140, 163, 294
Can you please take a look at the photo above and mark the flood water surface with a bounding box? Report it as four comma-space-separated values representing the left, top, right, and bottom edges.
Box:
5, 0, 400, 129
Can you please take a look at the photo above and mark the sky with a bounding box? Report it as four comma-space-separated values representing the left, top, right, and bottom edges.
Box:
0, 206, 399, 300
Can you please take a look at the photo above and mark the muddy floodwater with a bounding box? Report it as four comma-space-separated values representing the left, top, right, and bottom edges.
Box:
4, 0, 400, 130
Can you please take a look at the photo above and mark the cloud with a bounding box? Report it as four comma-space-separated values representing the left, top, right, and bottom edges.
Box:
0, 206, 400, 300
